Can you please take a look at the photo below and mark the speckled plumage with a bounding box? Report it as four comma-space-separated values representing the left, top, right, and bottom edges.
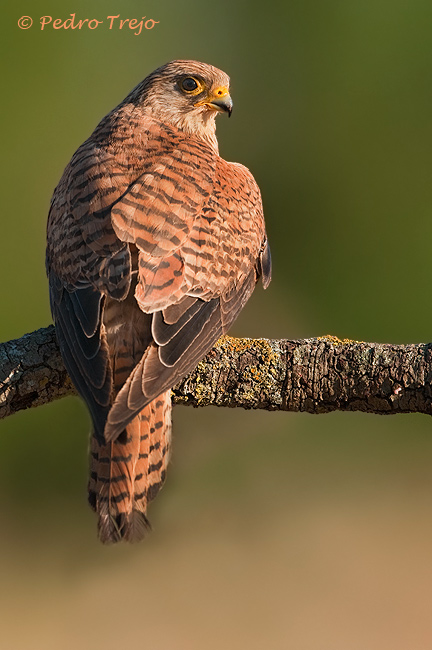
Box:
46, 60, 271, 543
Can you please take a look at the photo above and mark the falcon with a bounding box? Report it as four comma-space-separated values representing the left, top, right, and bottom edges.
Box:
46, 60, 271, 543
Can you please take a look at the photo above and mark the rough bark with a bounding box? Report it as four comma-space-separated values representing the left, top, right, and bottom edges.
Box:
1, 326, 432, 421
0, 326, 74, 419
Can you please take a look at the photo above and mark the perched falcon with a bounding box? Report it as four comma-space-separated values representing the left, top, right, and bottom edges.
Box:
46, 60, 271, 543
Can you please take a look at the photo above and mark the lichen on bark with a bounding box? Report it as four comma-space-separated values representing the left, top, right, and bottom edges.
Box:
1, 326, 432, 421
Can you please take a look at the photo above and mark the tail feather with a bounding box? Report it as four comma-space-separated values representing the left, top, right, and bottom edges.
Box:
88, 390, 172, 543
146, 394, 172, 503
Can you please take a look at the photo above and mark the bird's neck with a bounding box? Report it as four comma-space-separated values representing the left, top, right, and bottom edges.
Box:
103, 103, 220, 156
142, 104, 220, 154
174, 112, 219, 154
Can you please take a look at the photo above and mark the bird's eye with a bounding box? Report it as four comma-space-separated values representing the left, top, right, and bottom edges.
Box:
181, 77, 199, 92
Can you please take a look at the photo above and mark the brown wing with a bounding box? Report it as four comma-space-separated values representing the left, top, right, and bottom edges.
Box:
47, 108, 269, 443
105, 157, 268, 440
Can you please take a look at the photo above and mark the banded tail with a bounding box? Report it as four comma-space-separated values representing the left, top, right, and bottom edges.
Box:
88, 390, 172, 543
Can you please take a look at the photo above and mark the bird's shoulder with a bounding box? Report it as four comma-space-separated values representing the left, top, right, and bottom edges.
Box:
215, 157, 262, 207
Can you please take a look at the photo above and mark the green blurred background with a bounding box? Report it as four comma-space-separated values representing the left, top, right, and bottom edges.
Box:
2, 0, 432, 648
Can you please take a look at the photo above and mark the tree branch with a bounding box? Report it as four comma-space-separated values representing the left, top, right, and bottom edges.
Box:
1, 326, 432, 421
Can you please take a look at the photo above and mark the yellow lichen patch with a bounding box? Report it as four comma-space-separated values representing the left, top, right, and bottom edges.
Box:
215, 335, 259, 354
174, 335, 283, 407
218, 336, 282, 405
318, 335, 360, 345
215, 335, 278, 362
187, 355, 225, 406
171, 389, 189, 403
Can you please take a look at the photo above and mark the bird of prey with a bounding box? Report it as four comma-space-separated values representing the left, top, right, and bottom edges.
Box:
46, 60, 271, 543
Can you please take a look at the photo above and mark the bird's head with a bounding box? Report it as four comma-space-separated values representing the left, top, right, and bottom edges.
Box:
131, 60, 233, 150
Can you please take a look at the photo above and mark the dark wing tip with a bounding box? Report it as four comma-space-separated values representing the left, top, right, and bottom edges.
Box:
260, 240, 272, 289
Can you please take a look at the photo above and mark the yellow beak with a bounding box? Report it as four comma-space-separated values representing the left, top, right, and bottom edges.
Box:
194, 86, 233, 117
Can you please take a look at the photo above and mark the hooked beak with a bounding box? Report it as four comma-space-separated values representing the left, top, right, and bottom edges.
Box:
194, 87, 233, 117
